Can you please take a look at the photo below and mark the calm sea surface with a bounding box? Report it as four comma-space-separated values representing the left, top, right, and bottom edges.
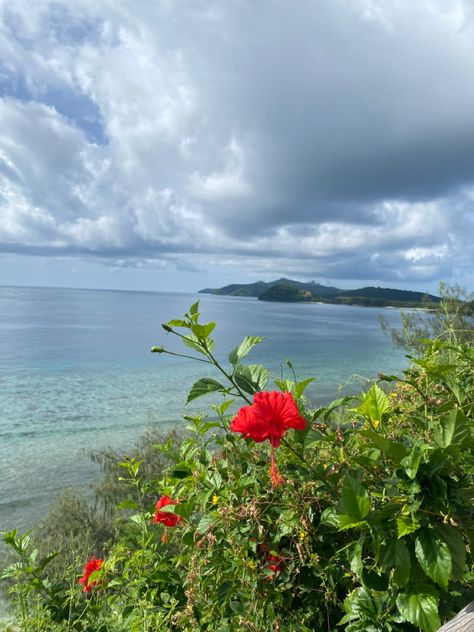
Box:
0, 286, 407, 531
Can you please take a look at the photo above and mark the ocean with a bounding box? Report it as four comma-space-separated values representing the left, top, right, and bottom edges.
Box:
0, 285, 407, 531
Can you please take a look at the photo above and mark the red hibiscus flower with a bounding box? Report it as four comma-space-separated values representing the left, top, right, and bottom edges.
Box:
153, 495, 182, 542
153, 495, 182, 527
78, 556, 103, 593
230, 391, 306, 447
230, 391, 306, 485
267, 553, 285, 578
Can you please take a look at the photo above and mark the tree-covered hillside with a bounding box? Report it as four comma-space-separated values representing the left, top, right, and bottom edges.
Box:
201, 279, 441, 307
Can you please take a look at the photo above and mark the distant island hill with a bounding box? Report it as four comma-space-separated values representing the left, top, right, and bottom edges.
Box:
199, 278, 441, 308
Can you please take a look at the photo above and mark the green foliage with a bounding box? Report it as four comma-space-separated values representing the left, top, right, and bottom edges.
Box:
380, 282, 474, 353
1, 301, 473, 631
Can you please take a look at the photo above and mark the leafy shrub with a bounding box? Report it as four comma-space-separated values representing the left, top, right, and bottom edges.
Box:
1, 302, 473, 631
380, 282, 474, 353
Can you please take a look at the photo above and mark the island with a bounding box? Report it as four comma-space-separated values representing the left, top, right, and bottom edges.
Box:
199, 278, 441, 308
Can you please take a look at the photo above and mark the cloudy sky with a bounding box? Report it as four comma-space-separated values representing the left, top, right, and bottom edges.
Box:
0, 0, 473, 293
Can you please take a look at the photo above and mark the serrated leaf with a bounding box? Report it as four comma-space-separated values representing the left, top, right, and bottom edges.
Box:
397, 514, 420, 537
380, 540, 411, 587
320, 507, 340, 528
130, 513, 147, 528
196, 513, 219, 534
186, 378, 227, 404
338, 516, 368, 530
340, 475, 370, 522
182, 334, 206, 354
396, 586, 440, 632
234, 364, 269, 394
191, 322, 216, 339
357, 384, 389, 427
415, 529, 452, 590
400, 445, 422, 479
228, 336, 265, 365
341, 587, 380, 621
435, 524, 466, 581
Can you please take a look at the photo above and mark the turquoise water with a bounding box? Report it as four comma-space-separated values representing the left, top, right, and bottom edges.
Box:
0, 286, 407, 531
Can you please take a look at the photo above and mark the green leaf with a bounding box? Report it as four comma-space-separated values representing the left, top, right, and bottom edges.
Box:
435, 524, 466, 581
445, 377, 466, 406
294, 377, 316, 400
234, 364, 269, 394
320, 507, 340, 528
361, 568, 388, 591
182, 334, 206, 354
181, 530, 194, 546
228, 336, 265, 365
349, 537, 364, 578
170, 467, 193, 479
191, 322, 216, 339
356, 384, 389, 427
189, 300, 200, 316
341, 587, 380, 623
196, 513, 219, 535
321, 396, 354, 421
186, 378, 227, 404
130, 513, 148, 528
340, 475, 370, 522
396, 586, 440, 632
116, 500, 140, 511
400, 445, 422, 479
173, 501, 194, 519
397, 515, 420, 538
380, 540, 411, 587
166, 319, 188, 327
338, 516, 368, 531
433, 408, 470, 448
38, 552, 59, 572
274, 378, 294, 393
361, 429, 410, 464
415, 528, 452, 590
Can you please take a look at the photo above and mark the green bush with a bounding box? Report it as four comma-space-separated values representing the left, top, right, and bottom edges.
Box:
1, 302, 473, 631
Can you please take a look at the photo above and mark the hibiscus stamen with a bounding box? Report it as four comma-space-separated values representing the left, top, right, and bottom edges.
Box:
270, 445, 283, 487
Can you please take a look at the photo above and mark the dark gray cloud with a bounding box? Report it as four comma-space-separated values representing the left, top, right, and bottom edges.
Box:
0, 0, 473, 290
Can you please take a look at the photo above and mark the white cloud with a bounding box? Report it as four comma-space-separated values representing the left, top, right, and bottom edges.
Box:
0, 0, 473, 288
